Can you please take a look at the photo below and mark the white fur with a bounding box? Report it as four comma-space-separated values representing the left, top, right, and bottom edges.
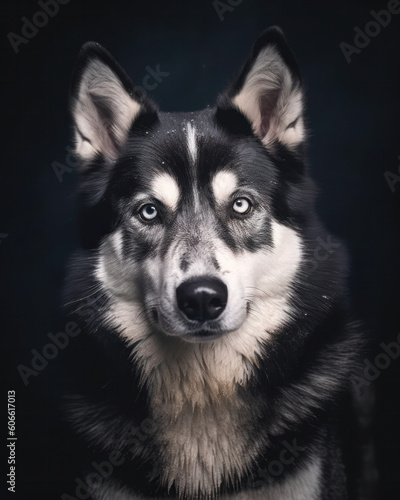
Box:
233, 46, 304, 148
151, 173, 180, 211
186, 122, 201, 209
72, 58, 141, 161
212, 170, 238, 205
112, 229, 124, 261
91, 454, 321, 499
186, 122, 197, 164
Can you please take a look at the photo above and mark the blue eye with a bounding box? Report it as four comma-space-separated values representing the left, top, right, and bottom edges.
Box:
232, 197, 252, 215
139, 204, 158, 221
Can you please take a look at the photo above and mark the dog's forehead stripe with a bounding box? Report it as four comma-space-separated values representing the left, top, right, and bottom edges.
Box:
151, 173, 180, 210
212, 171, 238, 205
186, 122, 197, 164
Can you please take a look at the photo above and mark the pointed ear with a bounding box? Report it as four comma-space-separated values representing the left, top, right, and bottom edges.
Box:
218, 27, 305, 149
70, 42, 157, 163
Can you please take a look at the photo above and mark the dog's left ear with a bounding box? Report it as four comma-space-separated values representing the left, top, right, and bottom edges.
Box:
217, 27, 305, 149
70, 42, 157, 163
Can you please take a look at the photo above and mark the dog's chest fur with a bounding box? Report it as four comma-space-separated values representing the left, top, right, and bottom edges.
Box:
151, 390, 259, 496
138, 336, 264, 497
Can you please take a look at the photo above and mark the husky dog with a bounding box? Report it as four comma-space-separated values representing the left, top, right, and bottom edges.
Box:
64, 27, 364, 500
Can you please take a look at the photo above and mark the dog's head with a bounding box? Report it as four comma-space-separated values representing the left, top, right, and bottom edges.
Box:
70, 28, 311, 349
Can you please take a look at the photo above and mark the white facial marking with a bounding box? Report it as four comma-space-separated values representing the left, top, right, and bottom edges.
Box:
186, 122, 201, 209
151, 173, 180, 211
212, 170, 238, 205
186, 122, 197, 163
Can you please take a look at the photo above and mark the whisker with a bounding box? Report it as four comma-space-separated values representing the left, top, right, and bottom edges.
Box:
244, 286, 273, 299
64, 284, 103, 307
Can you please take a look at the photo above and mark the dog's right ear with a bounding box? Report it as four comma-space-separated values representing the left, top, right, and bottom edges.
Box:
217, 27, 305, 150
70, 42, 157, 164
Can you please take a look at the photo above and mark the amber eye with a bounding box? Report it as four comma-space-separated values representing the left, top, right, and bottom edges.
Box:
139, 204, 158, 221
232, 197, 252, 215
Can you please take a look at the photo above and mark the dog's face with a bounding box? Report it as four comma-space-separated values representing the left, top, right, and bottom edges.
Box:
71, 28, 308, 347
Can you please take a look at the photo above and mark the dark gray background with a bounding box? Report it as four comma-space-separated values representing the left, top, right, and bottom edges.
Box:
1, 0, 399, 498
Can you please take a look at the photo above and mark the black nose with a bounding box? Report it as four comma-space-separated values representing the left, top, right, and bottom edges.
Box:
176, 278, 228, 321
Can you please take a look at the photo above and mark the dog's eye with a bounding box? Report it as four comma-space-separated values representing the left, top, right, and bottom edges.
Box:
139, 204, 158, 221
232, 197, 252, 215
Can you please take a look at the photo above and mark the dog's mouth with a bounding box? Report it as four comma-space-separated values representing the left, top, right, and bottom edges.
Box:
149, 307, 227, 341
182, 327, 227, 343
148, 301, 250, 343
